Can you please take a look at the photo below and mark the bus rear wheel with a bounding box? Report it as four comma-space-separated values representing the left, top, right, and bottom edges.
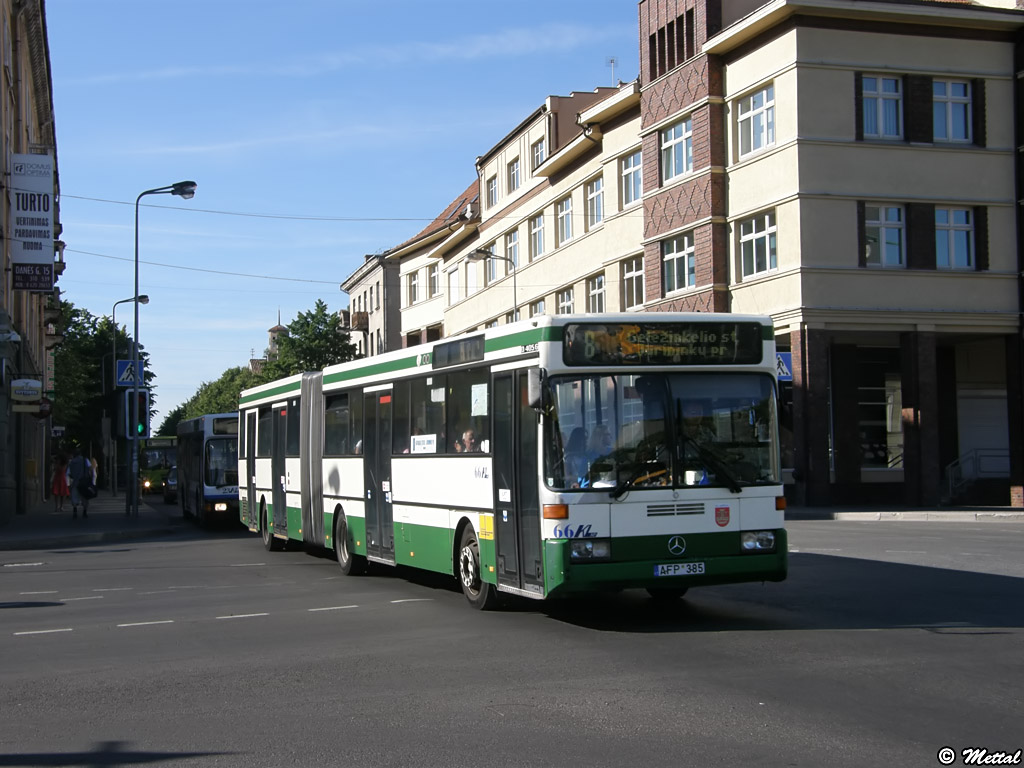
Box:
261, 501, 283, 552
458, 524, 499, 610
334, 514, 367, 575
646, 587, 688, 600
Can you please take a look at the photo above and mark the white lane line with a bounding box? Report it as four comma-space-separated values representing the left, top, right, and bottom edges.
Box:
308, 605, 358, 612
230, 563, 266, 567
3, 562, 44, 568
885, 550, 926, 554
93, 588, 132, 592
117, 620, 174, 628
60, 596, 104, 602
802, 548, 842, 552
19, 590, 57, 595
215, 613, 269, 620
958, 552, 996, 557
137, 590, 177, 595
390, 599, 434, 604
14, 628, 72, 636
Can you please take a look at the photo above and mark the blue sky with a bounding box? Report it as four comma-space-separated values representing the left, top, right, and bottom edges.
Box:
46, 0, 639, 426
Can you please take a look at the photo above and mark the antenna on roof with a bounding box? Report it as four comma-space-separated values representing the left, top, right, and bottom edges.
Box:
605, 56, 618, 85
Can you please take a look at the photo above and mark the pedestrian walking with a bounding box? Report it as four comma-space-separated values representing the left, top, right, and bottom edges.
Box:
51, 452, 69, 512
66, 446, 94, 519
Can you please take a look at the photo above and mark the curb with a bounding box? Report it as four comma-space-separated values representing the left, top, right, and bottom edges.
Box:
0, 525, 181, 551
788, 510, 1024, 522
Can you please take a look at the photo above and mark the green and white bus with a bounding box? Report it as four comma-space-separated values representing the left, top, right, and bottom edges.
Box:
237, 313, 787, 609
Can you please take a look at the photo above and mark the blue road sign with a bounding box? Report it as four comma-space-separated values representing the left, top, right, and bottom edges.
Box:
116, 359, 143, 387
776, 352, 793, 382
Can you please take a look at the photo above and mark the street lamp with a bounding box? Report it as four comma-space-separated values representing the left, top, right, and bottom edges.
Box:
129, 181, 196, 517
110, 294, 148, 498
467, 247, 518, 321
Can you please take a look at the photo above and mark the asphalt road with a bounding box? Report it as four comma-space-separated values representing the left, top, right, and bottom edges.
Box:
1, 518, 1021, 768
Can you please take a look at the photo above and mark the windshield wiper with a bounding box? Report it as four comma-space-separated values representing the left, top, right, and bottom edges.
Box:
683, 436, 743, 494
609, 461, 669, 500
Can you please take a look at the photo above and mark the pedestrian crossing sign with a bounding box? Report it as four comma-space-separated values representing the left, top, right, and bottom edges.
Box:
116, 360, 142, 387
776, 352, 792, 382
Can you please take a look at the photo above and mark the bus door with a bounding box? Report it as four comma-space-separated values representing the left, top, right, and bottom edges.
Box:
245, 411, 257, 528
363, 391, 395, 563
271, 404, 288, 537
492, 372, 544, 595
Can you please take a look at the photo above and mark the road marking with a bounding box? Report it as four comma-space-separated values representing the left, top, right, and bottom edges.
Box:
802, 548, 842, 552
885, 550, 926, 554
308, 605, 358, 612
60, 596, 104, 602
3, 562, 44, 568
216, 613, 269, 620
958, 552, 996, 557
19, 590, 57, 595
230, 563, 266, 567
138, 590, 177, 595
93, 588, 132, 592
117, 620, 174, 627
390, 599, 434, 604
14, 628, 72, 636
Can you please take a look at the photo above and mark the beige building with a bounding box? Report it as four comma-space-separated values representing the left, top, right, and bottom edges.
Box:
341, 0, 1024, 507
0, 0, 62, 522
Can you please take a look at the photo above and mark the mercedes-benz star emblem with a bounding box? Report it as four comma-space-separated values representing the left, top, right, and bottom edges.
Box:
667, 536, 686, 556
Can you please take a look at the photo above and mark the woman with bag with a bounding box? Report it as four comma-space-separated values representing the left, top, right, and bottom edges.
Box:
66, 447, 95, 519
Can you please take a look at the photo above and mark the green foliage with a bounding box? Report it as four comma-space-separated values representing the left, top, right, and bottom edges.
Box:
262, 299, 356, 379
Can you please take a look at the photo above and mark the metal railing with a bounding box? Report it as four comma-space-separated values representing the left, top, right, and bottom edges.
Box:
944, 448, 1010, 502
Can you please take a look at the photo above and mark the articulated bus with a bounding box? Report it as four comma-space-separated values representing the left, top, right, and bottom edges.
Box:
177, 413, 240, 524
237, 313, 787, 609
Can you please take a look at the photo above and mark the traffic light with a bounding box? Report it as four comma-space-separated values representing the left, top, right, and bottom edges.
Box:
123, 388, 150, 438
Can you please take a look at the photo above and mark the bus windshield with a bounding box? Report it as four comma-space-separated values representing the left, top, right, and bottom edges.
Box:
204, 437, 239, 487
543, 372, 779, 493
140, 446, 176, 471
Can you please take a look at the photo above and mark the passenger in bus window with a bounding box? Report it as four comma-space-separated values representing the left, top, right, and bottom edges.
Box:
461, 429, 479, 452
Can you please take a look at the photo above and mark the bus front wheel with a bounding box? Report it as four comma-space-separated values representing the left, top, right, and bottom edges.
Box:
334, 514, 367, 575
261, 501, 284, 552
458, 525, 499, 610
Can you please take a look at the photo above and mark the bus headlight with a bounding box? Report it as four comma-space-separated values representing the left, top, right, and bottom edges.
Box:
570, 539, 611, 561
143, 480, 151, 489
214, 503, 228, 512
740, 531, 776, 553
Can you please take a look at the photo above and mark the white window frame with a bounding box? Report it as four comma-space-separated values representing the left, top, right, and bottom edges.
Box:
530, 298, 546, 317
586, 274, 606, 313
660, 117, 693, 183
466, 258, 478, 296
933, 79, 971, 143
621, 150, 642, 207
863, 75, 902, 140
556, 196, 573, 245
737, 84, 775, 158
864, 204, 905, 269
507, 157, 521, 192
428, 263, 439, 297
407, 271, 419, 305
532, 138, 546, 170
557, 288, 574, 314
739, 211, 778, 278
505, 230, 519, 270
662, 234, 695, 294
586, 176, 604, 230
486, 176, 498, 208
530, 214, 545, 261
935, 207, 973, 270
621, 255, 645, 309
447, 269, 460, 306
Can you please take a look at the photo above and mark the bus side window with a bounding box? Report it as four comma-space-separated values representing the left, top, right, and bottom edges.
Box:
324, 393, 349, 455
391, 380, 410, 455
446, 368, 489, 454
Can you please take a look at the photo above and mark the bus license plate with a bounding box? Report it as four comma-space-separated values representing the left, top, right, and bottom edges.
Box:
654, 562, 705, 577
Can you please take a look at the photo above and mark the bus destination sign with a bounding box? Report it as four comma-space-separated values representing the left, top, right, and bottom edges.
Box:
563, 322, 764, 366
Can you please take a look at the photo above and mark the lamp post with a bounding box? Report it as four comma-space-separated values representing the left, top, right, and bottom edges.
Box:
468, 247, 518, 321
130, 181, 196, 517
111, 294, 147, 498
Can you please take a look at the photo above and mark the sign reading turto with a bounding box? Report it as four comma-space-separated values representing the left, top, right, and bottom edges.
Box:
10, 153, 55, 292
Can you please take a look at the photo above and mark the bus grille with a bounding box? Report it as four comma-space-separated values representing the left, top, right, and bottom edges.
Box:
646, 502, 704, 517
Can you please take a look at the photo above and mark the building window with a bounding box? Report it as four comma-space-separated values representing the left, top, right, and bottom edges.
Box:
737, 84, 774, 158
530, 298, 546, 317
530, 214, 545, 260
586, 274, 605, 313
375, 282, 380, 310
447, 269, 459, 305
856, 348, 903, 468
622, 150, 642, 206
739, 211, 777, 278
556, 196, 573, 245
586, 176, 604, 229
935, 207, 973, 269
621, 255, 644, 309
368, 285, 374, 313
482, 244, 497, 285
428, 263, 439, 296
507, 157, 521, 192
557, 288, 574, 314
933, 80, 971, 143
505, 230, 519, 270
466, 259, 478, 296
864, 204, 905, 268
485, 319, 498, 329
486, 176, 498, 208
660, 117, 693, 183
863, 75, 902, 139
532, 138, 546, 170
662, 234, 695, 293
407, 271, 419, 305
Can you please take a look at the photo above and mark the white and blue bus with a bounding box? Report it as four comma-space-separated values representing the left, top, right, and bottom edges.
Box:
238, 313, 787, 609
177, 412, 239, 525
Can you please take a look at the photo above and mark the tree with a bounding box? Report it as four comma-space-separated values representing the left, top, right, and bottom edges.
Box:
156, 404, 185, 437
262, 299, 356, 379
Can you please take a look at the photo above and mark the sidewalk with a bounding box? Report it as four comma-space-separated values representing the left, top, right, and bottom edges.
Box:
786, 505, 1024, 522
0, 491, 183, 551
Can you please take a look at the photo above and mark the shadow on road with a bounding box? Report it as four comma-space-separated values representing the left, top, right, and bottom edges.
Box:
0, 739, 231, 766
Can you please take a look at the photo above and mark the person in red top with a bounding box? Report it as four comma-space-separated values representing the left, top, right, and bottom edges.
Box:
51, 452, 69, 513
